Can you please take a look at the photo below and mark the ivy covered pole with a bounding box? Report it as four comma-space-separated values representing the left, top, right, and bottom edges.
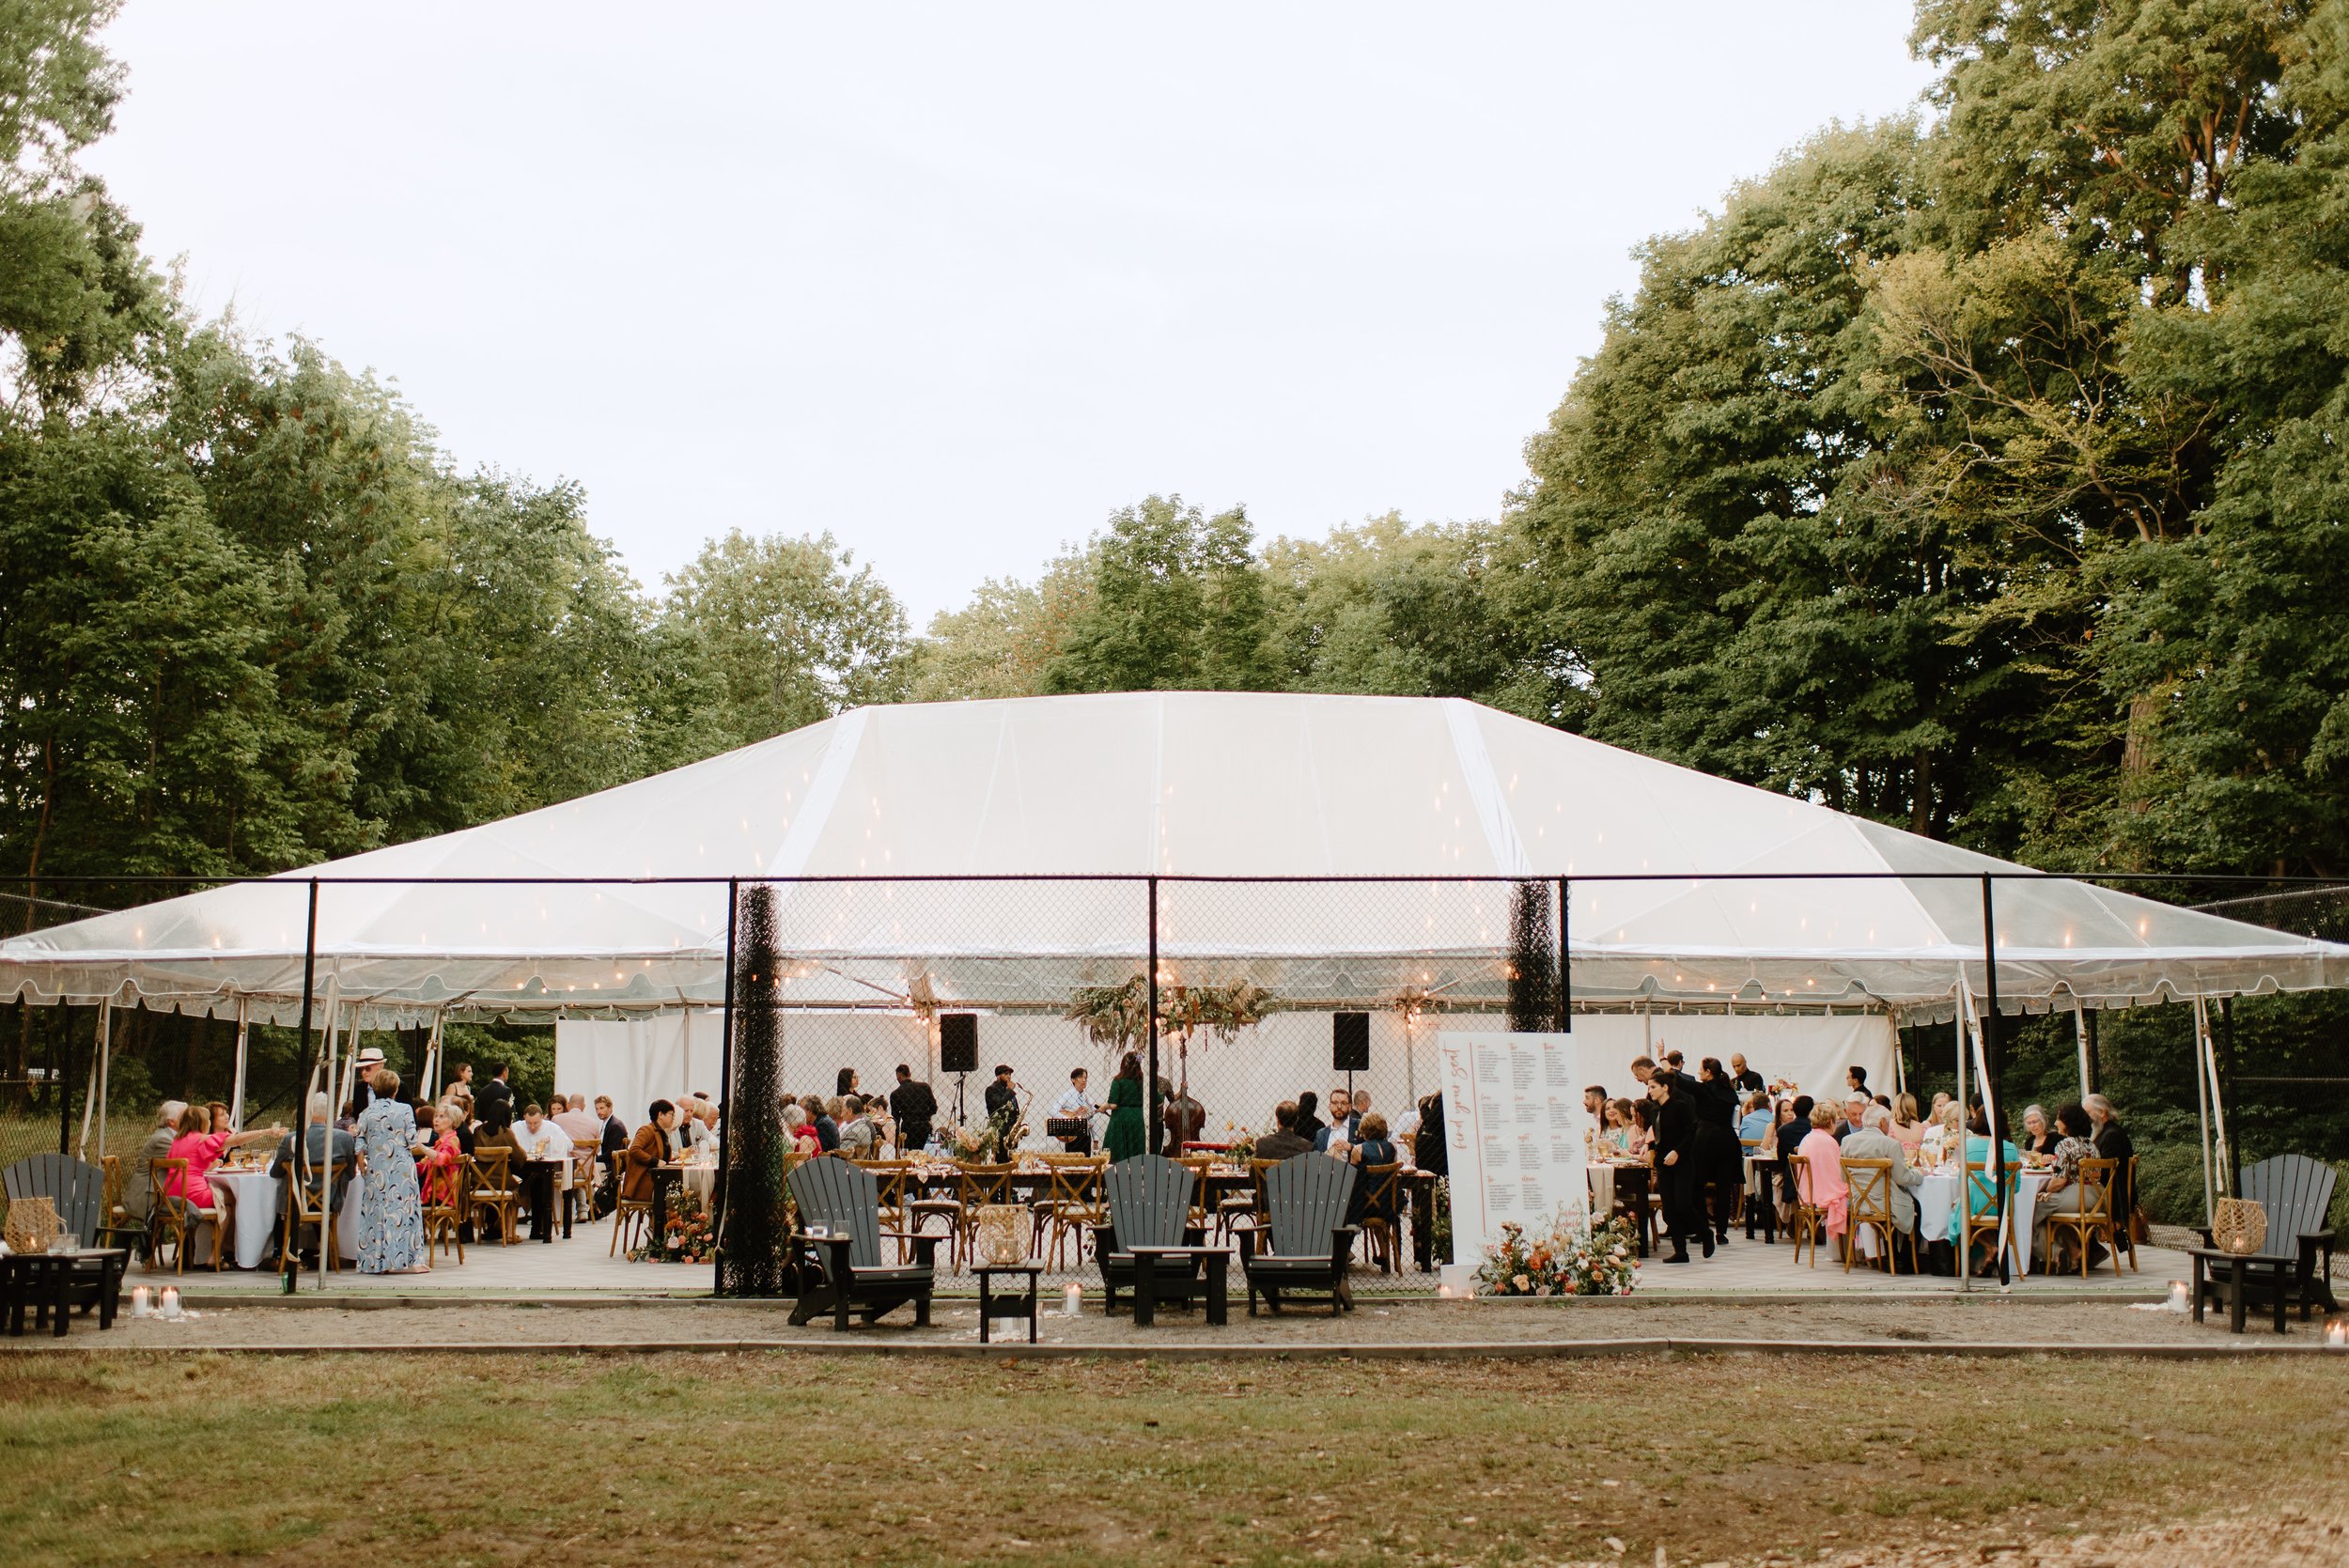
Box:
719, 881, 789, 1297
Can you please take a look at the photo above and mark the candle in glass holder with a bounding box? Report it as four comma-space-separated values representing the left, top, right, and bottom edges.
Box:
130, 1285, 151, 1318
1063, 1282, 1082, 1317
2167, 1280, 2190, 1314
2325, 1319, 2348, 1350
160, 1286, 182, 1321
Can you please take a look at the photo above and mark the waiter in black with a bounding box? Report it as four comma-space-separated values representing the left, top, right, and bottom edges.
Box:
889, 1063, 937, 1154
1650, 1074, 1708, 1263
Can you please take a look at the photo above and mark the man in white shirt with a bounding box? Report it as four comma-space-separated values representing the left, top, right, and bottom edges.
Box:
1050, 1068, 1098, 1155
513, 1104, 575, 1162
511, 1105, 575, 1242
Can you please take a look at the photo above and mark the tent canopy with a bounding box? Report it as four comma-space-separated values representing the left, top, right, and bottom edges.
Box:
4, 692, 2341, 1026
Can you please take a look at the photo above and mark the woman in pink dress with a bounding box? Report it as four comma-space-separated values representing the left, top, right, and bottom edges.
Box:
1794, 1103, 1848, 1248
413, 1104, 465, 1209
163, 1104, 280, 1264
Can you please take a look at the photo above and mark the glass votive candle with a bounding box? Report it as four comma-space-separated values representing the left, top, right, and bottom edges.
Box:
160, 1286, 182, 1321
1062, 1281, 1082, 1317
2167, 1280, 2190, 1313
2325, 1318, 2348, 1350
130, 1285, 151, 1318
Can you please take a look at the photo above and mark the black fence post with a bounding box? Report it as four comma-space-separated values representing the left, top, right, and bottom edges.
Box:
714, 877, 739, 1297
1556, 877, 1571, 1032
295, 877, 320, 1087
1145, 875, 1160, 1149
54, 1005, 73, 1156
1981, 873, 2008, 1286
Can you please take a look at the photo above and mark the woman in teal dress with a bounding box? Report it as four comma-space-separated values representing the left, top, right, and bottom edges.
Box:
1103, 1052, 1147, 1162
353, 1069, 429, 1274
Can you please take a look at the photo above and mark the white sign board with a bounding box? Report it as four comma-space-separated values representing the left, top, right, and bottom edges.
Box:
1436, 1031, 1593, 1268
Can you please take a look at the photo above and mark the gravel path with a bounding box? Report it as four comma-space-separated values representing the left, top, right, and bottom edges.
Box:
15, 1293, 2318, 1352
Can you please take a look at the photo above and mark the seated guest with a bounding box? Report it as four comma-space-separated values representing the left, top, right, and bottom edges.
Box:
1841, 1104, 1922, 1242
594, 1094, 627, 1166
206, 1100, 234, 1134
1840, 1093, 1869, 1141
267, 1093, 358, 1262
2029, 1103, 2106, 1268
699, 1099, 723, 1143
1602, 1098, 1636, 1156
1345, 1112, 1399, 1227
473, 1113, 525, 1194
621, 1101, 677, 1204
839, 1094, 880, 1157
1962, 1104, 2021, 1244
1583, 1085, 1609, 1124
164, 1103, 279, 1233
1890, 1094, 1927, 1160
2020, 1104, 2059, 1157
414, 1104, 465, 1209
552, 1095, 601, 1144
2084, 1093, 2136, 1224
512, 1104, 574, 1163
799, 1094, 838, 1153
1254, 1101, 1315, 1161
783, 1102, 821, 1157
1626, 1097, 1655, 1160
1293, 1091, 1324, 1143
1735, 1093, 1773, 1147
1775, 1094, 1813, 1210
1794, 1103, 1849, 1246
123, 1100, 189, 1231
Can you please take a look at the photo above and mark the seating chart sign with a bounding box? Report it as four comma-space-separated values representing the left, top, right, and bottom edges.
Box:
1436, 1031, 1592, 1267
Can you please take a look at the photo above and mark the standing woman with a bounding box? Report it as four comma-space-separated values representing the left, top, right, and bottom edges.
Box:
353, 1069, 429, 1275
1103, 1052, 1148, 1162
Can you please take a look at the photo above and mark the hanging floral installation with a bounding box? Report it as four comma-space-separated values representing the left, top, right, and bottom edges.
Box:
1065, 976, 1272, 1109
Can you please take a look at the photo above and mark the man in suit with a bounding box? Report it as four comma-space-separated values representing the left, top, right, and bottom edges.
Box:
890, 1063, 937, 1153
475, 1063, 515, 1129
1841, 1103, 1924, 1249
1312, 1087, 1359, 1152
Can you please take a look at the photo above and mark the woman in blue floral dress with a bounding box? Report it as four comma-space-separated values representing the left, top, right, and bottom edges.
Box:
354, 1069, 429, 1274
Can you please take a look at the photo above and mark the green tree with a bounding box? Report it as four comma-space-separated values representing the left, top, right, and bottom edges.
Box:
1044, 495, 1273, 693
659, 529, 909, 747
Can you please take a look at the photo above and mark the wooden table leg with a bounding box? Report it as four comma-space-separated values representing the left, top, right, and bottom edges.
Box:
1204, 1251, 1228, 1327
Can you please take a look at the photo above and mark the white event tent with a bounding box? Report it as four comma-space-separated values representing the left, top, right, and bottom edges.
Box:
6, 691, 2343, 1031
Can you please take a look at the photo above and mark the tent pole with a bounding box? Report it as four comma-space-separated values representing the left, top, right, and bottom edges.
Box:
94, 1001, 112, 1163
1953, 991, 1968, 1296
1980, 876, 2008, 1287
2219, 998, 2240, 1192
714, 877, 738, 1299
230, 999, 250, 1129
317, 982, 343, 1293
2071, 997, 2091, 1105
2192, 997, 2215, 1225
1146, 876, 1160, 1153
285, 876, 320, 1290
76, 1000, 109, 1161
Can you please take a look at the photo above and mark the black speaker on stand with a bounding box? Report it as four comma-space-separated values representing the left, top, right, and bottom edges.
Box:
1333, 1011, 1369, 1096
940, 1013, 977, 1124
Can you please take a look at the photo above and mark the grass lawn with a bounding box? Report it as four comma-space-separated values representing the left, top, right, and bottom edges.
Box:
2, 1351, 2344, 1566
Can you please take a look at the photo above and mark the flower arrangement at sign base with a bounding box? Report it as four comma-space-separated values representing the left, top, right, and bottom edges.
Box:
1474, 1210, 1639, 1296
632, 1186, 716, 1265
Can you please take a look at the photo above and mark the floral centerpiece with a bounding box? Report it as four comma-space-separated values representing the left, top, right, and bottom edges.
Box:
633, 1186, 716, 1265
1473, 1209, 1638, 1297
1218, 1122, 1255, 1165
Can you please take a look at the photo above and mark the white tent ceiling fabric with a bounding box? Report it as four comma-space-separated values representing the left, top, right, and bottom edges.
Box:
3, 692, 2341, 1028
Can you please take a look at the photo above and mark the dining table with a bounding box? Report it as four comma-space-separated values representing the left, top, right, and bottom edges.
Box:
1906, 1165, 2050, 1277
206, 1166, 364, 1269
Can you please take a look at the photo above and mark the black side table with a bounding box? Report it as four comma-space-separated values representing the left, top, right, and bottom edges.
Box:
974, 1263, 1044, 1343
2188, 1246, 2288, 1335
4, 1249, 130, 1338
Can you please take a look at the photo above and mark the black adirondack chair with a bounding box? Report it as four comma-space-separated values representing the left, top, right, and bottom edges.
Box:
1239, 1154, 1359, 1315
2199, 1154, 2339, 1317
5, 1153, 142, 1250
1092, 1155, 1206, 1313
785, 1157, 939, 1329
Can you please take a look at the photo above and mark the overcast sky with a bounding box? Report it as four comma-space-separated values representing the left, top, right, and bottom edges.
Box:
88, 3, 1934, 627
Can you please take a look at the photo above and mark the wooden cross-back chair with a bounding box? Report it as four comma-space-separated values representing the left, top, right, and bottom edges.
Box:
1782, 1154, 1824, 1267
2200, 1153, 2339, 1316
1961, 1159, 2015, 1276
467, 1150, 519, 1246
1355, 1162, 1403, 1273
950, 1162, 1016, 1270
852, 1158, 917, 1260
144, 1157, 229, 1273
1176, 1155, 1215, 1227
1240, 1154, 1358, 1315
1840, 1158, 1911, 1274
1031, 1154, 1103, 1269
2040, 1157, 2116, 1278
279, 1156, 351, 1277
785, 1157, 938, 1329
1092, 1155, 1205, 1313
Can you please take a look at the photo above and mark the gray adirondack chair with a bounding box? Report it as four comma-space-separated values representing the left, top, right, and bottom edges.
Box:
1239, 1154, 1358, 1315
786, 1157, 939, 1329
1092, 1154, 1206, 1313
2201, 1155, 2339, 1316
5, 1154, 141, 1250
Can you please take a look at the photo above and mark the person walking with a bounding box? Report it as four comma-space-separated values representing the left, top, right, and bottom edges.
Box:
1650, 1073, 1708, 1263
353, 1069, 429, 1275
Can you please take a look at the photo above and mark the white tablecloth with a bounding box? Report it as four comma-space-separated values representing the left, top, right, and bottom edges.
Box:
206, 1169, 363, 1269
1912, 1169, 2047, 1278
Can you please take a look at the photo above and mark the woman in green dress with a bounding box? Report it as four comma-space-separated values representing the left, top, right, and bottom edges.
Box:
1103, 1052, 1147, 1162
